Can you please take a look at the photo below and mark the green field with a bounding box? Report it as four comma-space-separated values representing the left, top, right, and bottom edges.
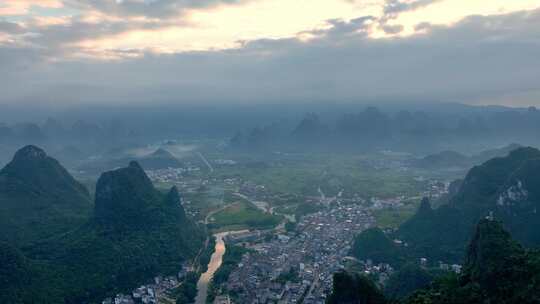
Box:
210, 152, 427, 199
373, 199, 421, 229
208, 197, 282, 231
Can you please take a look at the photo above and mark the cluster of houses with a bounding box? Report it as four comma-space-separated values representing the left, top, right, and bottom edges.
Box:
101, 266, 191, 304
216, 203, 375, 303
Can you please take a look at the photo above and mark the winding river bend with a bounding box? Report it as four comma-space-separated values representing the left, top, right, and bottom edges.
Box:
195, 230, 248, 304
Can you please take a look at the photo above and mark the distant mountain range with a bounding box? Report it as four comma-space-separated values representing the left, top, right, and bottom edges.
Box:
3, 104, 540, 157
230, 106, 540, 153
77, 147, 184, 175
138, 148, 184, 170
411, 143, 522, 170
0, 146, 204, 303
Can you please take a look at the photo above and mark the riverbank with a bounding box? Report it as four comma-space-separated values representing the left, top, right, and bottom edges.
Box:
194, 230, 249, 304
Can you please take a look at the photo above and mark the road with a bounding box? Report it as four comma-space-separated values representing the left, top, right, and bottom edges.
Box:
197, 152, 214, 172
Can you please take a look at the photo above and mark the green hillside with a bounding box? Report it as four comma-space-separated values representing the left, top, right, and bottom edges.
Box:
397, 147, 540, 262
329, 220, 540, 304
0, 148, 205, 303
0, 145, 92, 246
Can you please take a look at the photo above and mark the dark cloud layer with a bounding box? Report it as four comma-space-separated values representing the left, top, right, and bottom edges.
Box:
1, 7, 539, 106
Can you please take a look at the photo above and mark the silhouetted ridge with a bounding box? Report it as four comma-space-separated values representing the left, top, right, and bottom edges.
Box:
327, 271, 387, 304
506, 146, 540, 161
417, 197, 433, 215
463, 219, 523, 286
151, 148, 174, 158
414, 150, 469, 169
139, 148, 183, 169
332, 220, 540, 304
405, 219, 540, 303
128, 160, 144, 170
394, 147, 540, 262
94, 161, 157, 226
1, 145, 89, 195
12, 145, 47, 161
166, 185, 180, 202
165, 186, 186, 219
0, 145, 91, 245
351, 227, 403, 266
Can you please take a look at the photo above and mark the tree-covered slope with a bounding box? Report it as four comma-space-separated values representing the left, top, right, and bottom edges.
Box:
396, 147, 540, 262
384, 263, 434, 300
405, 220, 540, 304
27, 161, 206, 303
0, 145, 92, 246
326, 271, 387, 304
330, 220, 540, 304
0, 242, 65, 303
351, 227, 404, 266
1, 159, 205, 303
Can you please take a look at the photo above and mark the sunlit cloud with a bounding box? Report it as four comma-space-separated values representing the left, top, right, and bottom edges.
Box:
28, 16, 71, 27
0, 0, 540, 107
2, 0, 539, 59
69, 0, 381, 55
0, 0, 63, 16
59, 0, 540, 57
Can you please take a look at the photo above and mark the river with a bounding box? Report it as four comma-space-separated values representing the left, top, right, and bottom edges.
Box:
194, 230, 248, 304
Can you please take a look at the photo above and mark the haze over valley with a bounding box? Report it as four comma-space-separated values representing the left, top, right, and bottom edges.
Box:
1, 1, 540, 304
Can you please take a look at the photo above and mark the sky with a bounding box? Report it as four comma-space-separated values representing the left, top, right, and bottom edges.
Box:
0, 0, 539, 106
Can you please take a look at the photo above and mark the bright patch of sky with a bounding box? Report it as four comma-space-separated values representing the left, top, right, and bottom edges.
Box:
80, 0, 540, 53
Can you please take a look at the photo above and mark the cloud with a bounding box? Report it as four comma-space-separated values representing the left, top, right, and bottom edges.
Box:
0, 21, 24, 34
380, 23, 403, 34
379, 0, 442, 34
0, 7, 539, 106
0, 0, 62, 16
62, 0, 251, 18
0, 0, 255, 57
383, 0, 442, 16
0, 12, 193, 61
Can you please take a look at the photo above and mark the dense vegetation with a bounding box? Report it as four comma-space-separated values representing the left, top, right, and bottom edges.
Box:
340, 147, 540, 302
351, 227, 404, 267
0, 147, 205, 303
0, 145, 92, 246
329, 220, 540, 304
173, 272, 199, 304
207, 244, 249, 302
199, 236, 217, 273
383, 263, 435, 300
326, 271, 387, 304
405, 220, 540, 304
0, 242, 64, 303
396, 147, 540, 262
